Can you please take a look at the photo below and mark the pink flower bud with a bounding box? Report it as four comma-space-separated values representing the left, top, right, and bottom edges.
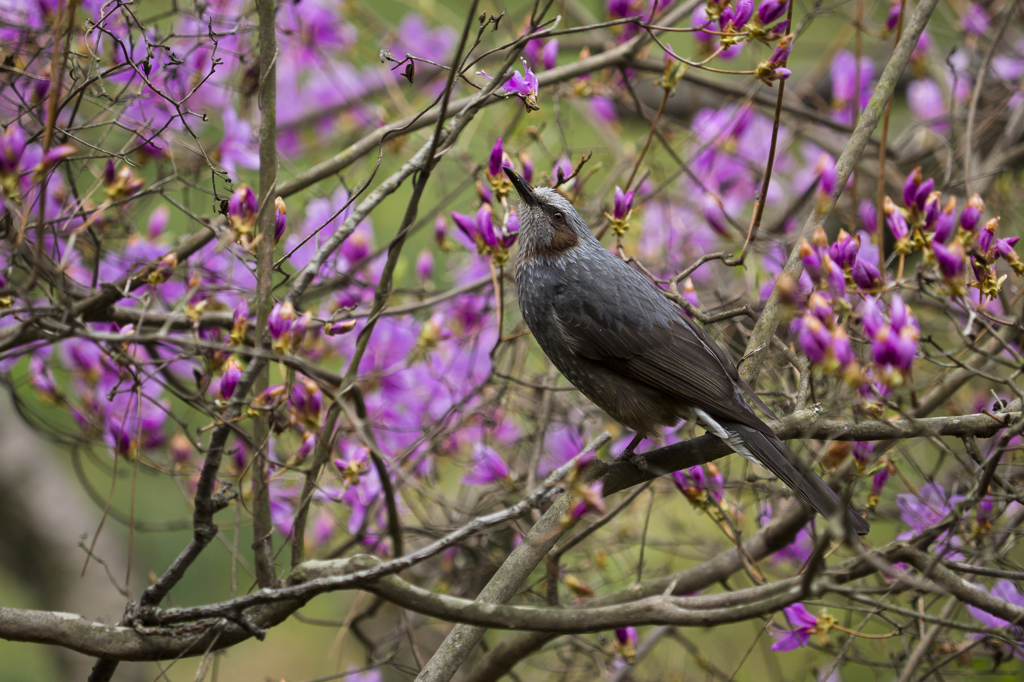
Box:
488, 137, 504, 177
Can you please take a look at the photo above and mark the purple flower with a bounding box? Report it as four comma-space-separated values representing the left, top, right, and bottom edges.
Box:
890, 294, 908, 330
520, 152, 534, 182
896, 482, 966, 559
829, 230, 859, 269
960, 194, 984, 232
798, 315, 831, 364
681, 278, 700, 311
552, 156, 574, 187
691, 6, 716, 43
462, 444, 510, 485
614, 625, 638, 659
883, 196, 909, 241
33, 143, 76, 179
859, 296, 886, 338
731, 0, 754, 27
0, 125, 26, 177
874, 323, 918, 372
807, 293, 833, 322
148, 205, 169, 239
995, 236, 1024, 275
228, 184, 258, 238
907, 78, 947, 131
823, 256, 847, 300
434, 214, 448, 247
608, 0, 634, 19
488, 137, 505, 177
274, 196, 287, 244
672, 465, 723, 503
416, 249, 434, 282
977, 218, 998, 255
816, 153, 837, 196
915, 178, 935, 211
542, 39, 559, 70
961, 3, 989, 35
886, 0, 901, 30
799, 240, 822, 281
933, 196, 957, 243
852, 441, 873, 466
504, 58, 540, 111
858, 199, 877, 233
613, 186, 634, 220
570, 480, 605, 519
852, 258, 881, 289
218, 107, 260, 176
615, 626, 637, 647
757, 0, 788, 26
831, 326, 855, 367
933, 239, 966, 279
771, 603, 819, 651
830, 51, 874, 123
219, 357, 242, 401
903, 167, 923, 208
965, 579, 1024, 655
871, 468, 890, 496
268, 301, 296, 353
290, 377, 324, 427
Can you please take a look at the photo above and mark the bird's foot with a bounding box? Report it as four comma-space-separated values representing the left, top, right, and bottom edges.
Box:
618, 449, 648, 473
617, 433, 647, 472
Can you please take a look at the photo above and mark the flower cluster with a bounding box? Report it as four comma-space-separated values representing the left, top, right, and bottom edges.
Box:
449, 138, 523, 265
883, 169, 1021, 303
672, 463, 727, 519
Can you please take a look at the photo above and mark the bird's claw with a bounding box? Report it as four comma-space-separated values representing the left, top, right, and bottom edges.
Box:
619, 449, 648, 473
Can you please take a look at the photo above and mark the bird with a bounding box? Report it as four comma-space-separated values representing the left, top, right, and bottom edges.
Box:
505, 167, 869, 535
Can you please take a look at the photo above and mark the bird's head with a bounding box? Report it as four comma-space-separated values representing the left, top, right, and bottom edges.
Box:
504, 167, 592, 261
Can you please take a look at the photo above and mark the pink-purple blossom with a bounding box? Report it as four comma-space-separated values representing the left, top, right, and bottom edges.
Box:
771, 603, 819, 651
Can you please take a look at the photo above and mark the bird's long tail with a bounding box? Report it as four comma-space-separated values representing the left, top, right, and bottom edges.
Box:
694, 409, 870, 535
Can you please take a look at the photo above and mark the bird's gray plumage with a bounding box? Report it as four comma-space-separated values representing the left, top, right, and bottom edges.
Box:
507, 168, 868, 535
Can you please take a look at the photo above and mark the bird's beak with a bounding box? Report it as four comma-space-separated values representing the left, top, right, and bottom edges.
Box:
504, 167, 538, 206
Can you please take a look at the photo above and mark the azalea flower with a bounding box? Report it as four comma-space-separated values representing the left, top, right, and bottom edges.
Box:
504, 58, 540, 111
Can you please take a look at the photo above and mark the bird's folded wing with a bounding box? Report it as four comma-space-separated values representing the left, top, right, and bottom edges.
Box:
551, 298, 768, 434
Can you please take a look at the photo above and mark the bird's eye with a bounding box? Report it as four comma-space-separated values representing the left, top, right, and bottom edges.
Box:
552, 211, 564, 222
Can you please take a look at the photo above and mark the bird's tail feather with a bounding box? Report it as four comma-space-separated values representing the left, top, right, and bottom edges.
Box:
695, 410, 869, 535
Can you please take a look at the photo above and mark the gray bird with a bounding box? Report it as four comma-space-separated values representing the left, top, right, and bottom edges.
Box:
506, 168, 869, 535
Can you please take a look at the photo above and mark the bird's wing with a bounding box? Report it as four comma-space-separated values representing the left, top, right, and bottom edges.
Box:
550, 275, 769, 435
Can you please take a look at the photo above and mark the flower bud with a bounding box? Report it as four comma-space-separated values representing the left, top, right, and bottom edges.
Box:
858, 199, 877, 233
883, 196, 909, 241
613, 185, 634, 221
147, 252, 178, 285
799, 240, 822, 282
932, 196, 956, 244
960, 194, 984, 233
977, 217, 999, 255
758, 0, 788, 25
416, 249, 434, 283
542, 39, 559, 70
268, 301, 296, 353
324, 319, 357, 335
488, 137, 504, 177
228, 184, 258, 244
903, 167, 922, 208
852, 258, 881, 289
219, 357, 243, 401
274, 196, 287, 244
933, 239, 966, 280
519, 151, 534, 182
